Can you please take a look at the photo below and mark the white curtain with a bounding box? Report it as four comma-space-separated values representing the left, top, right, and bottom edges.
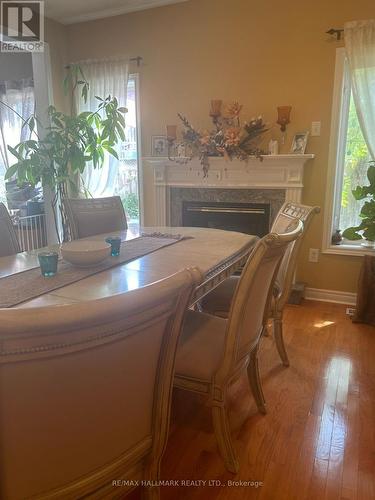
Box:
0, 77, 35, 174
74, 58, 129, 197
344, 19, 375, 159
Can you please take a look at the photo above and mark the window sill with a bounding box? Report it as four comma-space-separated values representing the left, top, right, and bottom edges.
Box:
322, 243, 375, 257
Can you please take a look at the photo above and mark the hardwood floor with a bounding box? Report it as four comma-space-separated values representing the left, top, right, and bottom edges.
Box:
129, 301, 375, 500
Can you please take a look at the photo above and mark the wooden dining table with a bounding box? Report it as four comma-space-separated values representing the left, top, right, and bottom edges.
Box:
0, 227, 258, 309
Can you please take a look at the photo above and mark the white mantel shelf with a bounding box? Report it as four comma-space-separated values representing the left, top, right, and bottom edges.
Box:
142, 154, 314, 226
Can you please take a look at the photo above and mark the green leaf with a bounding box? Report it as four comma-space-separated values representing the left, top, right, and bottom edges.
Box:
103, 144, 119, 160
367, 165, 375, 186
115, 122, 125, 141
118, 107, 128, 114
28, 116, 35, 133
4, 163, 20, 179
7, 145, 23, 161
342, 227, 363, 240
363, 224, 375, 241
352, 185, 370, 200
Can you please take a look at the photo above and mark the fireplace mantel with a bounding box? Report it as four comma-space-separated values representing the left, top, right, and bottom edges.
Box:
142, 154, 314, 226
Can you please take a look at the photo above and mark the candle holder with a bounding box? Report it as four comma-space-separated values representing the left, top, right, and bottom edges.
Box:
209, 99, 223, 127
276, 106, 292, 132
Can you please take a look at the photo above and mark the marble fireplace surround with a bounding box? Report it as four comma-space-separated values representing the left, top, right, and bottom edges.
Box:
142, 155, 314, 226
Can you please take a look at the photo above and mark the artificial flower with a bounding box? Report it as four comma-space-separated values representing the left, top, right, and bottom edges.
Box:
226, 102, 243, 119
224, 127, 241, 147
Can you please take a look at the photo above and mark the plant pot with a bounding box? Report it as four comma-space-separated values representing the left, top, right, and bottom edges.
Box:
5, 180, 40, 210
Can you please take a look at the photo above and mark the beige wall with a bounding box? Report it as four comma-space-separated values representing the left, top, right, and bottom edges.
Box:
62, 0, 374, 293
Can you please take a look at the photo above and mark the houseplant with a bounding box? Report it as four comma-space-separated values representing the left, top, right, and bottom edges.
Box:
2, 64, 127, 241
342, 160, 375, 246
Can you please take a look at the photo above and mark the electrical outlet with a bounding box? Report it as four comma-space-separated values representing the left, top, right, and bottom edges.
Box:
346, 307, 356, 316
309, 248, 319, 263
311, 121, 321, 136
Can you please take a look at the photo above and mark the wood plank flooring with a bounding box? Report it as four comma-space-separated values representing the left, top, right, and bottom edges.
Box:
128, 301, 375, 500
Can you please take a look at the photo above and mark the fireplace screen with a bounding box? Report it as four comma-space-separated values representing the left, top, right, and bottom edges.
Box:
182, 201, 270, 237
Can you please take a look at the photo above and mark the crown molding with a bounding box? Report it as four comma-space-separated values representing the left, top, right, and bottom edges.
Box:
56, 0, 189, 25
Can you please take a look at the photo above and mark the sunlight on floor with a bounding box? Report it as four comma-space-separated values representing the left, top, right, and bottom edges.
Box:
314, 320, 335, 328
314, 356, 352, 464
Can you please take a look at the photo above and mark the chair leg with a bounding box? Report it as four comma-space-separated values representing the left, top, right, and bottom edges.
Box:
247, 348, 267, 414
273, 315, 289, 367
211, 404, 239, 473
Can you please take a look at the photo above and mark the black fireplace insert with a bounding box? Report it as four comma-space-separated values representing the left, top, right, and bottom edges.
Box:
182, 201, 270, 237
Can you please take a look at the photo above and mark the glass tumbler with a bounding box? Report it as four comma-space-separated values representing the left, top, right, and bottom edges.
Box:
105, 237, 122, 257
38, 252, 58, 277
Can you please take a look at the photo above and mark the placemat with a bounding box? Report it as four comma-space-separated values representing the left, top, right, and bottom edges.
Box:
0, 233, 186, 308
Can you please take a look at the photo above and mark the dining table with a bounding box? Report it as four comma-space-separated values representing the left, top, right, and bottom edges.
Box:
0, 227, 258, 309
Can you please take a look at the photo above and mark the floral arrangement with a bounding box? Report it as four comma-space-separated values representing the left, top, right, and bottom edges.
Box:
172, 101, 268, 177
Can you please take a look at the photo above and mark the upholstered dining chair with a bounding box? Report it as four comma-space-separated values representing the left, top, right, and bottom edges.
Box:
63, 196, 128, 240
201, 202, 320, 367
0, 202, 20, 257
174, 220, 303, 473
0, 268, 202, 500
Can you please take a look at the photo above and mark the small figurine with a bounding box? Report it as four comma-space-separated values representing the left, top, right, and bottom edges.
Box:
332, 229, 343, 245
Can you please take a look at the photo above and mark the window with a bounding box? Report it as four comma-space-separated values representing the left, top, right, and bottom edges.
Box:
324, 48, 373, 254
0, 78, 35, 207
113, 74, 141, 232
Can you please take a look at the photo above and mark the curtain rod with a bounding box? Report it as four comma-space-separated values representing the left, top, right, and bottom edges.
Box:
130, 56, 143, 67
68, 56, 143, 67
326, 28, 344, 41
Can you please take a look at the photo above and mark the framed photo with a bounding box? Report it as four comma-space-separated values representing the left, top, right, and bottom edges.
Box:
151, 135, 168, 157
290, 132, 309, 154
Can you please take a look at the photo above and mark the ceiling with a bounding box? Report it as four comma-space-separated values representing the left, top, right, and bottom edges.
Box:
44, 0, 188, 25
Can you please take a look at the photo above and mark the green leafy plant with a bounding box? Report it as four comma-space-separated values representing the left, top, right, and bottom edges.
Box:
342, 161, 375, 242
1, 64, 127, 241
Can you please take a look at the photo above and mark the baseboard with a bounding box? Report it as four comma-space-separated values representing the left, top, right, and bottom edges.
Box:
305, 287, 357, 305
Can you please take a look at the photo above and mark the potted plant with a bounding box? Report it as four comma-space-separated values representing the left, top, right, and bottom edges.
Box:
342, 160, 375, 248
2, 65, 127, 241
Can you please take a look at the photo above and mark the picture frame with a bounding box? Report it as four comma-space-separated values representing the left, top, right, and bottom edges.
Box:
290, 131, 309, 154
151, 135, 168, 157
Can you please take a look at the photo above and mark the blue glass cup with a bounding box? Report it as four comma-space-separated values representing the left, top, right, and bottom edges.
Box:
38, 252, 58, 277
105, 237, 122, 257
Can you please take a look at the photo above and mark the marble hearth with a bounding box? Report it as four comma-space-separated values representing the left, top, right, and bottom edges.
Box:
143, 155, 314, 226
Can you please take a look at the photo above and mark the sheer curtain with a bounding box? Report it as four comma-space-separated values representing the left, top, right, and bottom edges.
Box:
74, 58, 129, 197
344, 19, 375, 159
0, 78, 35, 200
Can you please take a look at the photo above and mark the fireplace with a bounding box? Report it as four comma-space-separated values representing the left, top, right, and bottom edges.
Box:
143, 155, 314, 227
182, 201, 270, 237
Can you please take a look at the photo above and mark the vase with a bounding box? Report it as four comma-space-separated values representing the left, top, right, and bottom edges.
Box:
361, 239, 375, 249
331, 229, 343, 245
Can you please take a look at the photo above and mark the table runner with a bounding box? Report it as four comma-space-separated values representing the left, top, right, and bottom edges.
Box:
0, 234, 186, 308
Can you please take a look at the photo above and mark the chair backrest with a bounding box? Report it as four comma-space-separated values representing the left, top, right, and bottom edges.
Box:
271, 202, 320, 310
217, 219, 303, 377
63, 196, 128, 240
0, 268, 202, 500
0, 203, 20, 257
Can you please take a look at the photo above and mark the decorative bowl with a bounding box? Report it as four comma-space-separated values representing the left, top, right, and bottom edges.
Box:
61, 240, 111, 267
